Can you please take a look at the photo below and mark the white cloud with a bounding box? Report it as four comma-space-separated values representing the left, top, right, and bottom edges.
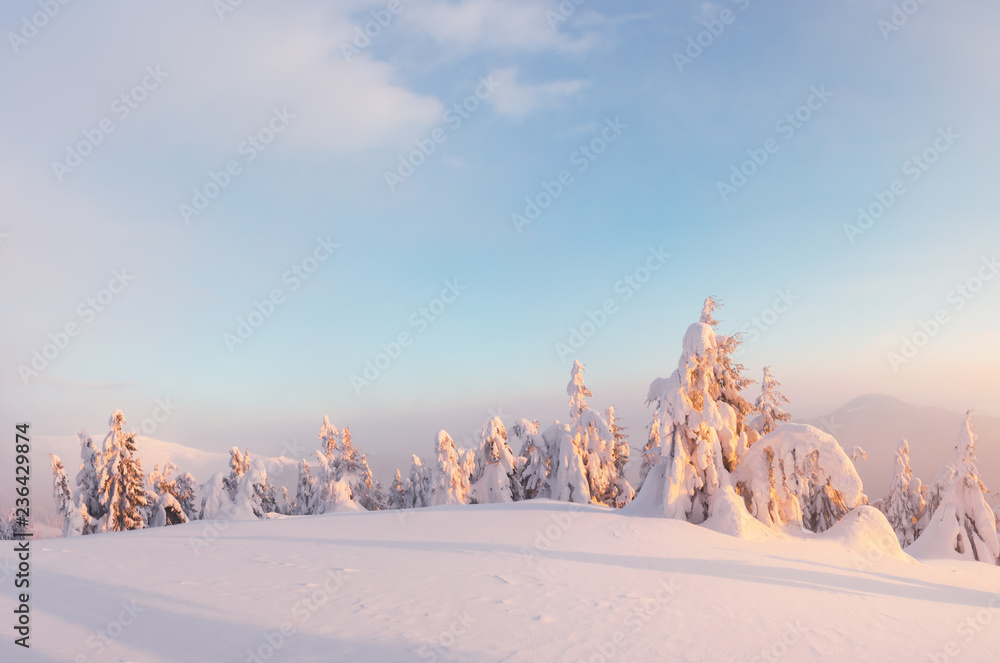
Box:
488, 67, 589, 119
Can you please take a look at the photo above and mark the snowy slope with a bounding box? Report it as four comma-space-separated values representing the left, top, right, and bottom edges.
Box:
5, 501, 1000, 663
803, 394, 1000, 498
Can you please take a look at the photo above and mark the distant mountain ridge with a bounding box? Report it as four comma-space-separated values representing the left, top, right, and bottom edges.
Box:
803, 394, 999, 498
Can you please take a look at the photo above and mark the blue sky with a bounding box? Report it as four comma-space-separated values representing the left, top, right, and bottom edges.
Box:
2, 0, 998, 476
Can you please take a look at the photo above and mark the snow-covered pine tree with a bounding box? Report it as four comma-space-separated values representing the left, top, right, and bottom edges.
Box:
732, 423, 866, 532
471, 417, 518, 504
406, 455, 433, 508
371, 481, 388, 511
199, 472, 231, 520
223, 447, 250, 501
917, 412, 999, 563
75, 429, 104, 527
336, 427, 376, 510
295, 459, 315, 515
234, 459, 272, 519
50, 454, 88, 536
430, 430, 471, 506
567, 361, 618, 506
511, 419, 550, 500
544, 422, 591, 504
642, 297, 755, 523
879, 439, 927, 547
173, 472, 201, 521
388, 470, 406, 510
98, 410, 150, 532
606, 406, 635, 508
319, 415, 340, 460
751, 366, 792, 436
147, 463, 189, 528
637, 411, 662, 492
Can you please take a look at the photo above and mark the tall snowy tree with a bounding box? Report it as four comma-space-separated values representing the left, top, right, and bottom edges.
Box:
567, 361, 618, 506
511, 419, 550, 500
637, 411, 662, 492
471, 417, 518, 504
430, 430, 470, 506
751, 366, 792, 436
606, 406, 635, 508
200, 472, 231, 520
98, 410, 150, 532
75, 429, 104, 527
916, 412, 999, 564
295, 459, 316, 515
544, 422, 591, 504
319, 415, 340, 459
388, 470, 406, 510
234, 459, 274, 519
879, 439, 927, 547
405, 455, 433, 508
223, 447, 250, 501
50, 454, 88, 537
642, 298, 755, 523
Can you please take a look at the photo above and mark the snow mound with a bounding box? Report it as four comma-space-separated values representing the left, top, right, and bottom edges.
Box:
703, 485, 782, 541
819, 506, 914, 564
621, 460, 666, 518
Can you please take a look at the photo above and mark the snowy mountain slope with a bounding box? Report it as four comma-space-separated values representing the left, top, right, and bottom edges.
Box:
803, 394, 1000, 498
6, 501, 1000, 663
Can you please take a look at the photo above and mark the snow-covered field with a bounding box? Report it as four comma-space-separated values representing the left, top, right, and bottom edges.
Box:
6, 500, 1000, 663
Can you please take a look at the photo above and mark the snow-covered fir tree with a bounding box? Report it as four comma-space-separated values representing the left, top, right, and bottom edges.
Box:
295, 459, 316, 515
98, 410, 150, 532
751, 366, 792, 436
147, 463, 189, 527
916, 412, 999, 564
388, 470, 406, 510
173, 472, 201, 521
50, 454, 88, 537
642, 297, 755, 523
511, 419, 550, 500
471, 417, 518, 504
544, 422, 591, 504
200, 472, 231, 520
223, 447, 250, 501
879, 439, 927, 547
637, 411, 662, 492
732, 423, 866, 532
606, 406, 635, 508
75, 429, 104, 528
567, 361, 619, 506
233, 459, 274, 519
430, 430, 470, 506
319, 415, 340, 459
405, 455, 433, 508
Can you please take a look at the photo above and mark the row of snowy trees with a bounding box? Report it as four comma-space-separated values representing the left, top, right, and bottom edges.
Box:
379, 361, 635, 512
878, 413, 999, 563
36, 296, 999, 567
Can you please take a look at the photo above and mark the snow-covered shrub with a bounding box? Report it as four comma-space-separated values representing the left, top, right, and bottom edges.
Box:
879, 440, 927, 547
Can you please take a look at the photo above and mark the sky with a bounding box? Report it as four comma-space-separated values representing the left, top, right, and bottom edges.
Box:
2, 0, 999, 479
